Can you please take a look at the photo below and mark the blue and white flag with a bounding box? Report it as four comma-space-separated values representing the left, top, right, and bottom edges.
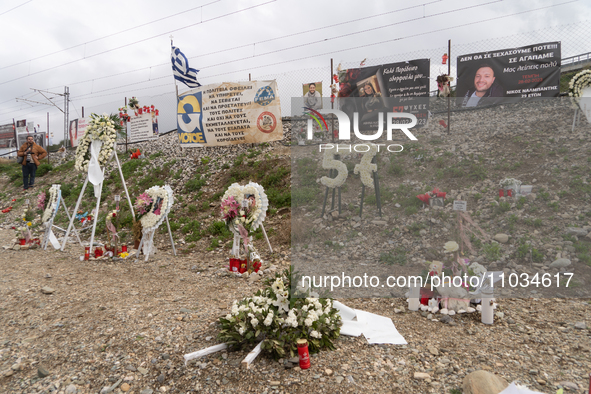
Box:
171, 46, 201, 88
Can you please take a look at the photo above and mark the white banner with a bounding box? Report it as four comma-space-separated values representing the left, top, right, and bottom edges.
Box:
177, 80, 283, 147
129, 113, 158, 143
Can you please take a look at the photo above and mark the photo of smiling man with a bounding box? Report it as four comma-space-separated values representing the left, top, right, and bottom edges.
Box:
461, 63, 504, 107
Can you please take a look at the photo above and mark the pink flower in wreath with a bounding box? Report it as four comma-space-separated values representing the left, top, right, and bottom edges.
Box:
221, 196, 240, 220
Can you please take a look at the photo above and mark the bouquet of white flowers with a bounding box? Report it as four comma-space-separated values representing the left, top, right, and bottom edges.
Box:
218, 267, 342, 359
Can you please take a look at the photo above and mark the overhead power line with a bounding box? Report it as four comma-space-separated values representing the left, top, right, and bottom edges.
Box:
0, 0, 277, 86
0, 0, 221, 71
69, 0, 579, 101
46, 0, 445, 90
0, 0, 33, 17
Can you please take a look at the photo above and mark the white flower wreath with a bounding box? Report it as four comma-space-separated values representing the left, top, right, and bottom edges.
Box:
354, 144, 378, 188
569, 69, 591, 98
42, 184, 61, 225
221, 182, 269, 233
139, 185, 174, 231
320, 145, 348, 189
74, 113, 118, 172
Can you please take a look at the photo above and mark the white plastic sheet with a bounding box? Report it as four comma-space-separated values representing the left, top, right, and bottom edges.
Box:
499, 383, 546, 394
333, 301, 407, 345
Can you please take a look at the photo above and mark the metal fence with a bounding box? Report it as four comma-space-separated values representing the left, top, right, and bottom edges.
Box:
31, 19, 591, 150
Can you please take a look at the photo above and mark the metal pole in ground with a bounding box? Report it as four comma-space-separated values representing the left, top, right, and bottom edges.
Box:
447, 39, 451, 133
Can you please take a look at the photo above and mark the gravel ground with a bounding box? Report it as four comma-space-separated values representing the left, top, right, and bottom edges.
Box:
1, 99, 591, 394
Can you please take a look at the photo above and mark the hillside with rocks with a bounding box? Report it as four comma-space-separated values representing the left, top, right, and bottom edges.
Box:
0, 99, 590, 394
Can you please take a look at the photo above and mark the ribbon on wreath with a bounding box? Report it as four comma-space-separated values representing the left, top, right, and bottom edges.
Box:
106, 219, 119, 245
237, 224, 249, 258
88, 140, 104, 198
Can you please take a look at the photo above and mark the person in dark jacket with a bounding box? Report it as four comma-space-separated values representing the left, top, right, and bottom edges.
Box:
17, 135, 47, 192
462, 64, 504, 107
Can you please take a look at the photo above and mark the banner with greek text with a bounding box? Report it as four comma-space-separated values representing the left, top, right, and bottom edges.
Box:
337, 59, 430, 130
129, 113, 158, 143
176, 80, 283, 147
456, 41, 561, 107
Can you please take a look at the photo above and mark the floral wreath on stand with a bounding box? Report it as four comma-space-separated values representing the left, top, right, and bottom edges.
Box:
74, 113, 120, 172
568, 69, 591, 98
42, 185, 61, 225
221, 182, 269, 273
138, 185, 174, 232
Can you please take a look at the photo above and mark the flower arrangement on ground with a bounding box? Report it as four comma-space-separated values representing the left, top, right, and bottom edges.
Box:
75, 210, 93, 226
218, 267, 341, 359
417, 187, 447, 205
18, 221, 32, 242
74, 113, 121, 172
42, 185, 60, 225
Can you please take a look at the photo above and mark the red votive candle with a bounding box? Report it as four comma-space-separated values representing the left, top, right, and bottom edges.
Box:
297, 339, 311, 369
84, 246, 90, 260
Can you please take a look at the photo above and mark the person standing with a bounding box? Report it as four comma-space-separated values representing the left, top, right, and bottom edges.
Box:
18, 135, 47, 192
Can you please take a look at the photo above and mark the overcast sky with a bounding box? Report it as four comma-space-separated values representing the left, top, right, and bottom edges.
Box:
0, 0, 589, 144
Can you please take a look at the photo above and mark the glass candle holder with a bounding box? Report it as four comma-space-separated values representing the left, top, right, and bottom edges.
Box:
114, 195, 120, 211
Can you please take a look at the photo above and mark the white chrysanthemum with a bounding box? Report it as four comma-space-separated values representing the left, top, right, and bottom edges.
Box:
310, 330, 321, 338
251, 318, 259, 327
304, 318, 313, 327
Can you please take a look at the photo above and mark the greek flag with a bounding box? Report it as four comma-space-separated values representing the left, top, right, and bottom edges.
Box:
171, 46, 201, 88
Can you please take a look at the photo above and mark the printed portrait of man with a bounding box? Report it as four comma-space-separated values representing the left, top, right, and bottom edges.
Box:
461, 63, 504, 107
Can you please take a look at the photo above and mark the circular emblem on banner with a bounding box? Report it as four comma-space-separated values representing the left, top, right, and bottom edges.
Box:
254, 86, 275, 106
257, 112, 276, 133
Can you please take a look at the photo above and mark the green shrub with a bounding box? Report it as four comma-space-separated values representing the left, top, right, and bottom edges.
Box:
206, 220, 231, 237
36, 163, 53, 177
483, 242, 501, 261
185, 177, 206, 193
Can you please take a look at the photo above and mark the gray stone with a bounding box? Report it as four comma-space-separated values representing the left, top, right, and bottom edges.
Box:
140, 390, 154, 394
549, 258, 571, 268
565, 227, 588, 237
157, 373, 165, 383
414, 372, 430, 380
428, 347, 439, 356
463, 370, 509, 394
125, 365, 136, 371
559, 381, 579, 391
137, 366, 149, 375
493, 233, 509, 243
335, 376, 344, 384
180, 308, 192, 313
574, 322, 586, 330
440, 315, 453, 324
37, 365, 51, 378
41, 286, 55, 294
65, 384, 78, 394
